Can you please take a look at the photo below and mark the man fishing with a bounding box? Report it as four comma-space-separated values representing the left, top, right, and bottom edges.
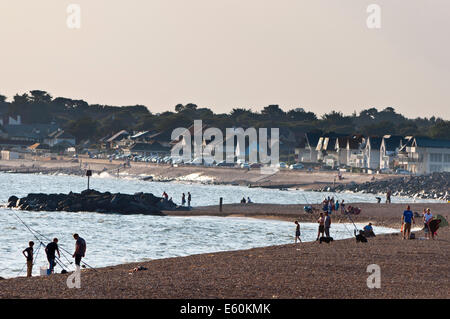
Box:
45, 238, 60, 274
72, 234, 86, 267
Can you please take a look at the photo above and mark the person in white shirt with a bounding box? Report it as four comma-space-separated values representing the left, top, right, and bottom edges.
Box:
423, 208, 433, 239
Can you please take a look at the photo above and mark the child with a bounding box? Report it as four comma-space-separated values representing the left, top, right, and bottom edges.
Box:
22, 241, 34, 277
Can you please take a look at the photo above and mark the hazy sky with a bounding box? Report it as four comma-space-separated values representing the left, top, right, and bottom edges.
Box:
0, 0, 449, 118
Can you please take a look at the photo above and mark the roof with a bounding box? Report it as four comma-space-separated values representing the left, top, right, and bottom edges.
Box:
367, 137, 382, 150
3, 123, 60, 140
106, 130, 130, 143
414, 137, 450, 149
48, 130, 75, 139
382, 135, 405, 151
28, 143, 50, 150
305, 133, 321, 148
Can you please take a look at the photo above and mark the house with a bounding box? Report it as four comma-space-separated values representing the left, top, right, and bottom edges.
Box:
2, 123, 60, 142
397, 137, 450, 174
294, 133, 321, 162
0, 115, 21, 126
124, 141, 170, 157
44, 130, 76, 147
380, 135, 408, 170
334, 135, 364, 167
131, 130, 172, 148
106, 130, 131, 149
364, 136, 383, 169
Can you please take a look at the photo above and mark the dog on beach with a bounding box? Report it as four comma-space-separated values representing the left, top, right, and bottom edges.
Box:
319, 236, 333, 244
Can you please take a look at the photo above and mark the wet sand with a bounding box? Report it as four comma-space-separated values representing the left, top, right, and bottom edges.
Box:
0, 203, 448, 299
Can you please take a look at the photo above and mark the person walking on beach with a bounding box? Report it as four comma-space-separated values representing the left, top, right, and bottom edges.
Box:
294, 221, 301, 243
187, 192, 191, 207
22, 241, 34, 277
45, 238, 60, 274
423, 208, 433, 239
386, 190, 391, 203
402, 205, 415, 240
181, 193, 186, 206
324, 212, 331, 238
72, 234, 86, 267
316, 213, 325, 241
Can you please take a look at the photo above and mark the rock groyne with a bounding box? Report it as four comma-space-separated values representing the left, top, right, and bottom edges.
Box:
6, 189, 188, 215
317, 172, 449, 201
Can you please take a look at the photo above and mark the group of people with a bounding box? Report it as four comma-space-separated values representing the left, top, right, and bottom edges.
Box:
322, 197, 345, 214
240, 197, 253, 204
22, 234, 86, 277
402, 206, 438, 240
162, 191, 192, 207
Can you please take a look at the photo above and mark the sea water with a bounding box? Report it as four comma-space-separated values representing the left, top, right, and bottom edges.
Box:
0, 172, 429, 278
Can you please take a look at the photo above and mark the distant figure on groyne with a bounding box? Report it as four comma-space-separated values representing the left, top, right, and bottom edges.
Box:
188, 192, 192, 207
182, 193, 186, 206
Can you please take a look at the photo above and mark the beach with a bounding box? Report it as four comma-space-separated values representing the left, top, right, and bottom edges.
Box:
0, 157, 391, 190
0, 203, 448, 299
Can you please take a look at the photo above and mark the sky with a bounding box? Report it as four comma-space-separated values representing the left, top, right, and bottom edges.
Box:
0, 0, 449, 119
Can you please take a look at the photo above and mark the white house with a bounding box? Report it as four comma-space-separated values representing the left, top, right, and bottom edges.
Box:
397, 137, 450, 174
380, 135, 407, 170
364, 137, 382, 169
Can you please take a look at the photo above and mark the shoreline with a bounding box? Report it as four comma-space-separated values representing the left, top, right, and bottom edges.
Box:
1, 203, 449, 298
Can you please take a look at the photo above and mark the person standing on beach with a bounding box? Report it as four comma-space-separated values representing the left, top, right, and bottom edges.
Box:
386, 190, 391, 203
22, 241, 34, 277
181, 193, 186, 206
294, 221, 301, 243
72, 234, 86, 267
162, 191, 168, 200
45, 238, 60, 274
402, 205, 415, 240
187, 192, 191, 207
340, 200, 345, 214
324, 212, 331, 238
316, 213, 325, 241
423, 208, 433, 239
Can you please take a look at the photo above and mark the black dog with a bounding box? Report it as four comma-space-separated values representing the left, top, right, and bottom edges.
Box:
355, 231, 368, 243
319, 236, 333, 244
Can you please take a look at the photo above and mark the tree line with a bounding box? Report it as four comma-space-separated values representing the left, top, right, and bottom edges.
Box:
0, 90, 449, 143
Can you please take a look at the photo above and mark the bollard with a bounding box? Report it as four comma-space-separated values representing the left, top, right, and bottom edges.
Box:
219, 197, 223, 212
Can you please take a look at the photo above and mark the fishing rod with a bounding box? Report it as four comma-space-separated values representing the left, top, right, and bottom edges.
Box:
10, 209, 96, 271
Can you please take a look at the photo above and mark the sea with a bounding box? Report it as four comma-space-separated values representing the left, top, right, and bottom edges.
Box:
0, 172, 438, 278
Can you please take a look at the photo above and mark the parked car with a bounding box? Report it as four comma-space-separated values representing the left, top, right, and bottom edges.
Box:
395, 169, 410, 175
289, 163, 304, 170
216, 160, 235, 167
240, 163, 250, 169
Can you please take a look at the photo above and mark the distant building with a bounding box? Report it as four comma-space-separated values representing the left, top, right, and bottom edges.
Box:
397, 137, 450, 174
0, 115, 21, 126
2, 123, 60, 143
380, 135, 408, 170
364, 136, 383, 169
124, 141, 170, 157
44, 130, 76, 147
294, 133, 321, 163
106, 130, 131, 149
